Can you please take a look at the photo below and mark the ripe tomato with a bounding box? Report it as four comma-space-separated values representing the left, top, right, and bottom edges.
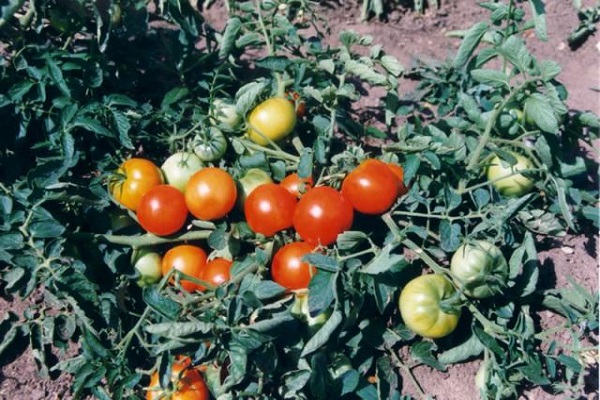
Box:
450, 240, 508, 298
161, 152, 204, 192
271, 242, 316, 290
132, 248, 162, 287
137, 185, 188, 236
162, 245, 208, 292
244, 183, 297, 236
236, 168, 273, 208
486, 152, 535, 197
110, 158, 164, 211
146, 356, 209, 400
386, 162, 409, 197
398, 274, 461, 339
247, 97, 297, 145
200, 258, 233, 291
280, 173, 313, 198
185, 167, 237, 221
293, 186, 354, 246
341, 159, 399, 215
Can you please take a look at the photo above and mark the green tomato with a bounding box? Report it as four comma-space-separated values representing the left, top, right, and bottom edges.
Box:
247, 97, 297, 146
132, 248, 163, 287
193, 127, 228, 162
450, 240, 508, 298
290, 290, 331, 334
161, 152, 204, 192
398, 274, 461, 339
486, 152, 535, 197
210, 99, 242, 132
236, 168, 273, 208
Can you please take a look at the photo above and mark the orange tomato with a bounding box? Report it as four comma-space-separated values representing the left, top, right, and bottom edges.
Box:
146, 356, 209, 400
185, 167, 237, 221
110, 158, 164, 211
161, 245, 208, 292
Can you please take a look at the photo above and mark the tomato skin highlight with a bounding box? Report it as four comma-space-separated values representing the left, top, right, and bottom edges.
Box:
185, 167, 237, 221
244, 183, 298, 237
293, 186, 354, 246
146, 356, 209, 400
280, 173, 313, 198
486, 152, 535, 197
137, 185, 188, 236
162, 245, 208, 292
341, 159, 399, 215
247, 97, 297, 145
110, 158, 164, 211
450, 240, 508, 298
200, 258, 232, 291
398, 274, 461, 339
271, 242, 316, 291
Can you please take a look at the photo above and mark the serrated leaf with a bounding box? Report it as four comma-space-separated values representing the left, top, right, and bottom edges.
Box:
161, 87, 189, 109
439, 220, 461, 252
437, 332, 485, 364
524, 93, 559, 133
253, 280, 286, 300
219, 17, 242, 58
361, 243, 404, 275
344, 60, 387, 86
499, 36, 533, 73
410, 341, 445, 371
145, 321, 210, 336
235, 80, 269, 115
538, 60, 561, 81
470, 69, 509, 87
380, 55, 404, 77
301, 310, 342, 357
308, 271, 335, 314
247, 313, 296, 334
453, 22, 488, 68
302, 253, 339, 272
528, 0, 548, 41
142, 286, 182, 320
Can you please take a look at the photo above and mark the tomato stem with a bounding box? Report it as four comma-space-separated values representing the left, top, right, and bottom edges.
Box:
72, 230, 213, 248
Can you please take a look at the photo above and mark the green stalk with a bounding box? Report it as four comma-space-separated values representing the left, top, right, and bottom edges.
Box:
71, 230, 213, 248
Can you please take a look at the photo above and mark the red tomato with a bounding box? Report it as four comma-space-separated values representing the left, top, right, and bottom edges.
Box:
200, 258, 232, 291
185, 167, 237, 221
293, 186, 354, 246
280, 173, 314, 198
136, 185, 188, 236
146, 356, 209, 400
271, 242, 316, 290
110, 158, 164, 211
341, 159, 399, 215
387, 162, 409, 197
287, 91, 306, 119
244, 183, 298, 236
162, 245, 208, 292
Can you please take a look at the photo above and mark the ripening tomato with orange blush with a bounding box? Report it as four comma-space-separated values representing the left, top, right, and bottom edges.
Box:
162, 245, 208, 292
146, 356, 209, 400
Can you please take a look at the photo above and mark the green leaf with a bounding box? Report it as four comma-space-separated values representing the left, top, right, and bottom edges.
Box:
247, 313, 296, 334
301, 310, 342, 357
336, 231, 368, 250
410, 341, 445, 371
499, 36, 533, 73
344, 60, 387, 86
236, 80, 269, 115
528, 0, 548, 41
361, 243, 405, 275
453, 22, 488, 68
303, 253, 339, 272
439, 220, 461, 252
0, 0, 24, 24
524, 93, 559, 133
161, 87, 190, 109
145, 321, 211, 336
142, 286, 182, 320
308, 271, 335, 314
220, 17, 242, 58
470, 69, 509, 87
538, 60, 561, 81
437, 333, 485, 364
252, 280, 286, 300
380, 55, 404, 77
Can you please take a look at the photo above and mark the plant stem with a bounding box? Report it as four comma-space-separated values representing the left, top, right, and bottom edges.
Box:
387, 346, 426, 398
71, 230, 213, 248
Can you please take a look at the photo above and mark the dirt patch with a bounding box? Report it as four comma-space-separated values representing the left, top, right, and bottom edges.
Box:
1, 0, 598, 399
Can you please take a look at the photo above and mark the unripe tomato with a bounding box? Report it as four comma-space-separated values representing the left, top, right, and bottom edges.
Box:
210, 99, 242, 131
293, 186, 354, 246
247, 97, 297, 145
200, 258, 232, 291
386, 162, 409, 197
398, 274, 461, 339
486, 152, 535, 197
185, 167, 237, 221
291, 290, 330, 333
341, 159, 399, 215
450, 240, 508, 298
271, 242, 316, 291
132, 248, 162, 287
280, 173, 313, 198
146, 356, 209, 400
162, 245, 208, 292
110, 158, 164, 211
236, 168, 273, 208
244, 183, 297, 236
137, 185, 188, 236
161, 152, 204, 192
192, 127, 228, 162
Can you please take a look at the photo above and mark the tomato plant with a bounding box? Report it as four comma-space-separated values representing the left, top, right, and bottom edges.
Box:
486, 152, 535, 197
137, 185, 188, 236
132, 248, 163, 287
398, 274, 461, 339
247, 97, 297, 145
244, 183, 297, 236
279, 173, 313, 198
110, 158, 164, 211
271, 242, 316, 291
162, 245, 208, 292
293, 186, 354, 246
161, 152, 204, 192
341, 159, 400, 215
450, 240, 508, 298
147, 356, 209, 400
185, 167, 237, 221
210, 98, 242, 132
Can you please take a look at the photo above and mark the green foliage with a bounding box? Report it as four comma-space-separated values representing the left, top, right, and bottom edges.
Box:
0, 0, 598, 399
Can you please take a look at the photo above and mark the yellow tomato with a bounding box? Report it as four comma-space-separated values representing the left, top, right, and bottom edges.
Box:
247, 97, 297, 145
